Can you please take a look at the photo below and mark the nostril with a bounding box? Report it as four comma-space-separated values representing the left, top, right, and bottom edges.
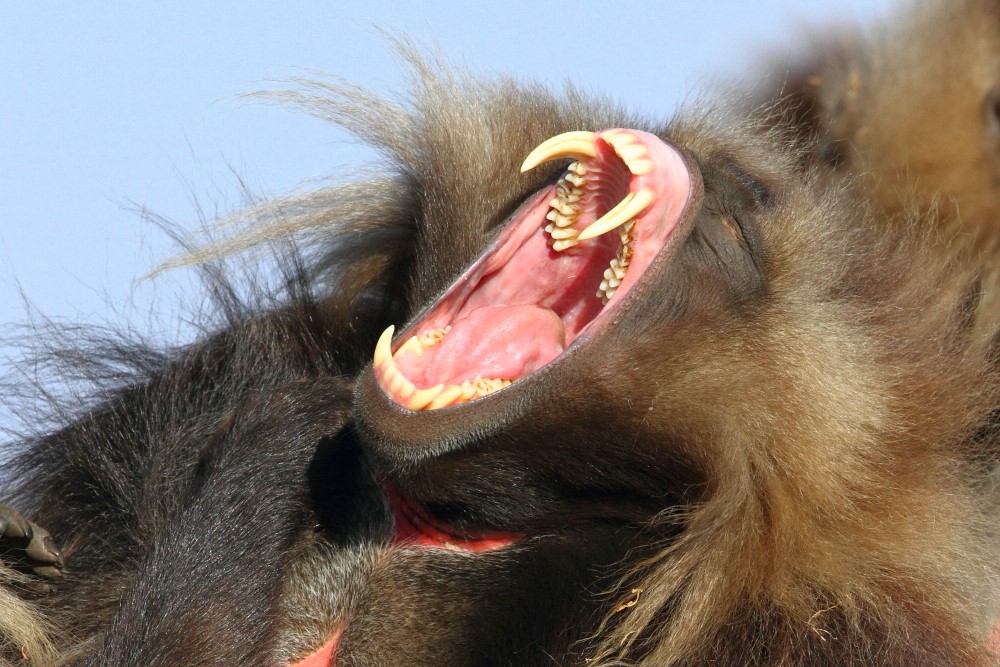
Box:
985, 85, 1000, 135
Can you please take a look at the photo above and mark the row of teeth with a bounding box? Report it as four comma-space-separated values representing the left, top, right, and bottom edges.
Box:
543, 161, 587, 252
521, 130, 654, 303
374, 326, 512, 411
597, 221, 635, 303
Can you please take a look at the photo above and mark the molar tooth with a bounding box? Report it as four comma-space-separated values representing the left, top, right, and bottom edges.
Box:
549, 199, 578, 216
520, 132, 598, 173
407, 385, 446, 411
568, 161, 587, 176
418, 329, 449, 347
552, 239, 580, 252
460, 381, 477, 401
547, 212, 575, 228
564, 173, 586, 187
577, 188, 654, 241
549, 227, 579, 241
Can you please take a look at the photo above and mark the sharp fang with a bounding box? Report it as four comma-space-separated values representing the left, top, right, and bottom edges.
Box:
577, 188, 654, 241
407, 384, 445, 410
520, 131, 597, 173
374, 325, 394, 368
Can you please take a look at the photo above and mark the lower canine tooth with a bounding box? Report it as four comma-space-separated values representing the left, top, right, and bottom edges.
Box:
577, 188, 653, 241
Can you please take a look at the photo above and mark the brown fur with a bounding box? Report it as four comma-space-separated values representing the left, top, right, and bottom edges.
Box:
4, 4, 1000, 667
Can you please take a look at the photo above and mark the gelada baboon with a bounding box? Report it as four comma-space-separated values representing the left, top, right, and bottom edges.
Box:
3, 1, 1000, 666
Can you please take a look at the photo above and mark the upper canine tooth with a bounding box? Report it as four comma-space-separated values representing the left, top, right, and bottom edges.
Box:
374, 325, 395, 368
577, 188, 654, 241
520, 131, 597, 173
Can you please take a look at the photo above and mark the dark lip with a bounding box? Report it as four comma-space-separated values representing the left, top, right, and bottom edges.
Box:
355, 141, 703, 457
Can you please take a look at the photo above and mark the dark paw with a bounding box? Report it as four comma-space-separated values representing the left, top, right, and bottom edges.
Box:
0, 504, 64, 587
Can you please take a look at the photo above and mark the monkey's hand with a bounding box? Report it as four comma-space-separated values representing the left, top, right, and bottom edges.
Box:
0, 504, 64, 588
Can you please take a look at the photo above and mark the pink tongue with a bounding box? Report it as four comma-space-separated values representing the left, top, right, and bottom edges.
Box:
396, 305, 566, 388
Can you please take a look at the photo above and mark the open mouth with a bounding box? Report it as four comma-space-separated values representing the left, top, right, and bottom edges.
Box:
374, 129, 693, 411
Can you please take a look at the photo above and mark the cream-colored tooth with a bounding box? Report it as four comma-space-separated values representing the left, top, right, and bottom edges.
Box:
600, 279, 610, 292
549, 212, 575, 228
565, 173, 586, 187
396, 336, 424, 357
552, 239, 580, 252
613, 266, 625, 280
549, 227, 579, 240
427, 385, 464, 410
617, 144, 649, 163
549, 199, 578, 216
627, 159, 654, 176
605, 287, 617, 299
608, 276, 622, 289
407, 384, 446, 411
568, 161, 587, 175
389, 370, 412, 397
520, 131, 598, 173
577, 188, 654, 241
418, 329, 449, 347
460, 382, 477, 401
374, 325, 395, 368
604, 267, 615, 281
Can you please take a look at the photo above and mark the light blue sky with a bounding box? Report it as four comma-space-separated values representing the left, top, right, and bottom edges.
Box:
0, 1, 890, 395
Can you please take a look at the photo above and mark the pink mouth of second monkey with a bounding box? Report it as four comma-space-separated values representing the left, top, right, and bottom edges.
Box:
373, 129, 693, 411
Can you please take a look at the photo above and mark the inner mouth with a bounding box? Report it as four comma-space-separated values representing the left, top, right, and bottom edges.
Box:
374, 129, 692, 411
